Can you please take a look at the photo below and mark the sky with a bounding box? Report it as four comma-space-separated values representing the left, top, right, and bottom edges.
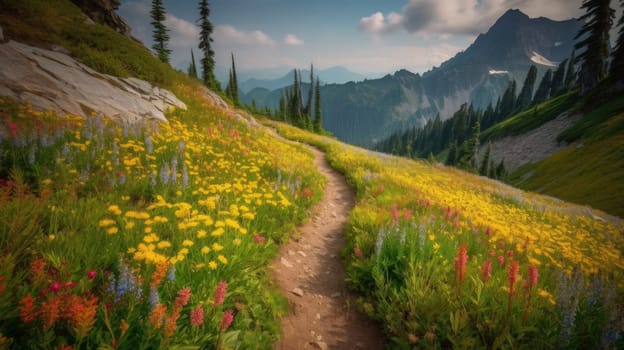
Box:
118, 0, 589, 81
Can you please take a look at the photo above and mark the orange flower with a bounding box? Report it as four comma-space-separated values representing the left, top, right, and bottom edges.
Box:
149, 304, 167, 329
19, 294, 38, 324
454, 243, 468, 295
175, 287, 191, 308
40, 296, 61, 330
508, 260, 519, 297
150, 262, 169, 287
67, 295, 98, 339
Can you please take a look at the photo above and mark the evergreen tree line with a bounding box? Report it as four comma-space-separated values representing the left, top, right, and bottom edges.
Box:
375, 55, 576, 168
376, 0, 624, 179
273, 65, 323, 133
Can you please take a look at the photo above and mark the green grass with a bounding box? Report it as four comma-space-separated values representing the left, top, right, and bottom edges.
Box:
557, 93, 624, 143
510, 112, 624, 217
481, 92, 578, 142
0, 0, 177, 86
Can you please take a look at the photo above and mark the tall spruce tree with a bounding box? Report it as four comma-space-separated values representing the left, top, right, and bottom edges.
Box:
480, 141, 492, 176
516, 65, 538, 110
187, 49, 198, 78
313, 77, 322, 132
499, 80, 517, 117
550, 59, 568, 96
610, 0, 624, 87
446, 140, 458, 166
198, 0, 217, 88
150, 0, 171, 64
574, 0, 615, 93
564, 50, 577, 89
226, 53, 239, 105
304, 64, 314, 117
533, 69, 552, 105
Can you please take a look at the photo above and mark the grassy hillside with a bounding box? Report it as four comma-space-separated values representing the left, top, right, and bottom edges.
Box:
0, 1, 325, 348
509, 93, 624, 217
480, 91, 578, 142
267, 120, 624, 349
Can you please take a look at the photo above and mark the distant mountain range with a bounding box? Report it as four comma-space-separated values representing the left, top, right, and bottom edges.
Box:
235, 66, 375, 93
244, 9, 581, 147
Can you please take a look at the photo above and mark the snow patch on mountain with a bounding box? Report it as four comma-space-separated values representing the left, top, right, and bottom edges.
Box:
530, 51, 558, 67
489, 69, 509, 75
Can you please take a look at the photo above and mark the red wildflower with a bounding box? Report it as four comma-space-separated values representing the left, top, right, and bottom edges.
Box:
454, 243, 469, 294
354, 247, 364, 258
67, 295, 98, 339
0, 276, 6, 294
220, 309, 234, 330
40, 296, 61, 330
214, 281, 228, 307
175, 287, 191, 308
19, 294, 38, 323
190, 305, 204, 327
507, 250, 514, 258
49, 280, 61, 294
508, 260, 519, 297
526, 264, 539, 290
31, 258, 47, 281
390, 204, 399, 224
402, 208, 412, 221
481, 259, 492, 282
484, 226, 492, 236
497, 255, 505, 266
498, 241, 505, 249
87, 270, 96, 280
253, 232, 266, 244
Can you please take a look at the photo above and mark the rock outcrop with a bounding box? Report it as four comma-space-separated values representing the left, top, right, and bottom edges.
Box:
484, 113, 582, 171
70, 0, 130, 35
0, 40, 186, 123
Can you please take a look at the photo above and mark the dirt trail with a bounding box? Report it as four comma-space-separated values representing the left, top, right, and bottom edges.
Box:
273, 147, 385, 350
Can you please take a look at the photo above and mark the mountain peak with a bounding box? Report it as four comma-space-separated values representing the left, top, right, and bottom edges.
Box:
492, 8, 530, 28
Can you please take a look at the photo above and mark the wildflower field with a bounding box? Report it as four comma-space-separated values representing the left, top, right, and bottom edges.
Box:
271, 121, 624, 349
0, 86, 324, 349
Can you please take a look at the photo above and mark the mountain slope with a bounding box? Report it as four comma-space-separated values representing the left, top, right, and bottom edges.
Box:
250, 9, 580, 147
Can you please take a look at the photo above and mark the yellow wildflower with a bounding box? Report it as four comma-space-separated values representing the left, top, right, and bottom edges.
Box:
98, 219, 115, 227
182, 239, 194, 247
107, 227, 119, 235
208, 261, 218, 270
201, 246, 211, 254
218, 255, 228, 265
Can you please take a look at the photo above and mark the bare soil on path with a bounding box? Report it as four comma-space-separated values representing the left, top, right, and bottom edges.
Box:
273, 147, 385, 350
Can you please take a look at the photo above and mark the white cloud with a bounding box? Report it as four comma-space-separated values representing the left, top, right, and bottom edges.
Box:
284, 34, 304, 46
214, 25, 275, 46
164, 14, 199, 48
359, 0, 583, 37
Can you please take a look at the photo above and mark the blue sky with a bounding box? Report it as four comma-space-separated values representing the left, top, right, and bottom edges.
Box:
119, 0, 586, 80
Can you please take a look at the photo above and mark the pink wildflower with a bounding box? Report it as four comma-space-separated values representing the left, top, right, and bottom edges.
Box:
220, 310, 234, 330
214, 281, 228, 307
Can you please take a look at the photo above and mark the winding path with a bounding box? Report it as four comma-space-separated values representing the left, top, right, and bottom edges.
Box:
273, 147, 385, 350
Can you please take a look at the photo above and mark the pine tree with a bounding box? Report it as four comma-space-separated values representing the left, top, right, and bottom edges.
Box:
550, 59, 568, 96
304, 64, 314, 116
313, 77, 322, 133
198, 0, 217, 88
574, 0, 615, 94
564, 50, 576, 89
480, 141, 492, 176
446, 140, 458, 166
499, 80, 517, 117
187, 49, 198, 78
496, 159, 507, 180
516, 65, 538, 110
610, 0, 624, 87
228, 53, 239, 105
460, 120, 480, 171
150, 0, 171, 64
533, 69, 552, 105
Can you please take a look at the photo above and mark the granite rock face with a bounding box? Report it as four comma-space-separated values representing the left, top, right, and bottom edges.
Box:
70, 0, 130, 35
0, 40, 186, 123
